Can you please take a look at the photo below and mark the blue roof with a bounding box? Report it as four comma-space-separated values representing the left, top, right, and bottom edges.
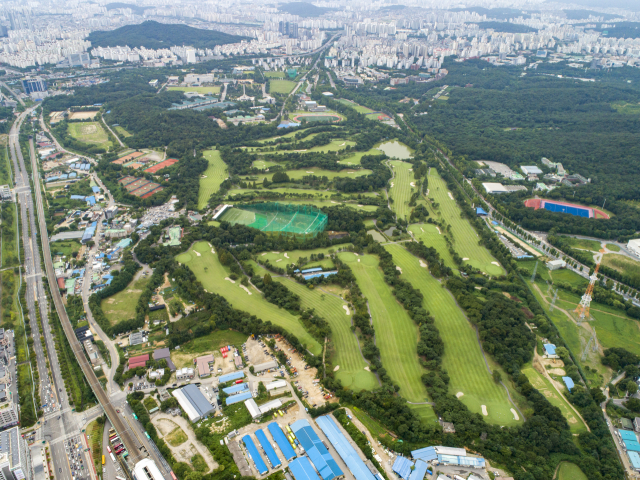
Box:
299, 267, 323, 274
476, 207, 488, 215
621, 430, 638, 441
242, 435, 268, 475
291, 419, 342, 480
225, 391, 252, 405
392, 457, 413, 480
316, 416, 376, 480
222, 383, 248, 395
117, 238, 132, 248
255, 429, 281, 468
70, 195, 85, 200
437, 455, 485, 468
562, 377, 575, 391
267, 422, 297, 461
629, 451, 640, 469
625, 440, 640, 452
289, 457, 321, 480
277, 122, 300, 128
69, 172, 77, 178
304, 271, 337, 280
92, 186, 101, 193
408, 460, 429, 480
491, 220, 499, 225
543, 344, 556, 356
219, 371, 245, 383
86, 196, 96, 205
411, 446, 437, 462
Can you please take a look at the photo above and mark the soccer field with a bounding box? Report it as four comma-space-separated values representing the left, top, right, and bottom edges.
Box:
198, 149, 228, 209
426, 170, 504, 276
68, 122, 112, 148
175, 242, 322, 355
338, 252, 434, 414
386, 244, 521, 426
269, 80, 296, 94
388, 160, 416, 221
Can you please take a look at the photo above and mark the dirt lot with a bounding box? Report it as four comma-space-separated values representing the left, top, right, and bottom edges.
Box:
274, 337, 327, 408
69, 111, 98, 120
171, 350, 238, 377
244, 337, 272, 365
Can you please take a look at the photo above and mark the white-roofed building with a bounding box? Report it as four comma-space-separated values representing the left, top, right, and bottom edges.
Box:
245, 398, 262, 419
433, 446, 467, 456
482, 183, 508, 194
259, 399, 282, 414
628, 239, 640, 258
253, 360, 278, 373
266, 379, 287, 393
134, 459, 164, 480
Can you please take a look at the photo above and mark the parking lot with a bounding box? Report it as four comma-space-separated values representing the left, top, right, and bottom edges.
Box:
63, 434, 89, 480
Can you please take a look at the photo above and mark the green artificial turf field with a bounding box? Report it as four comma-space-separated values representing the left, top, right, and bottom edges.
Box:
250, 262, 378, 391
269, 80, 296, 94
521, 365, 588, 433
386, 244, 521, 426
427, 170, 504, 276
100, 277, 150, 326
68, 122, 112, 148
198, 149, 228, 209
175, 241, 322, 355
338, 251, 433, 414
388, 160, 416, 222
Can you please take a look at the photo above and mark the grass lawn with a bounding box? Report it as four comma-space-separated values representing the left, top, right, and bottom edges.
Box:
270, 80, 296, 94
409, 224, 459, 273
198, 149, 228, 209
180, 330, 248, 355
251, 262, 378, 391
265, 71, 287, 78
247, 139, 357, 155
335, 99, 375, 114
427, 170, 504, 276
338, 252, 432, 407
168, 86, 220, 94
252, 159, 279, 169
387, 244, 520, 426
338, 148, 384, 166
561, 237, 602, 252
166, 426, 188, 446
114, 126, 132, 138
50, 240, 82, 258
605, 243, 621, 252
601, 253, 640, 284
176, 242, 321, 355
241, 166, 371, 183
558, 462, 588, 480
260, 246, 344, 270
68, 122, 112, 148
100, 277, 150, 326
388, 160, 416, 222
521, 365, 588, 433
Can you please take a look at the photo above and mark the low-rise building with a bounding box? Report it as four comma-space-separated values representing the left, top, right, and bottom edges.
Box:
176, 367, 194, 381
547, 259, 566, 271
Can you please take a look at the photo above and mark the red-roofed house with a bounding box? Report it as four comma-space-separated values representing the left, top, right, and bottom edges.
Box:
128, 354, 149, 370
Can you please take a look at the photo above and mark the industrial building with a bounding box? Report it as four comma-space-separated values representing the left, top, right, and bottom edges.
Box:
242, 435, 269, 475
291, 419, 343, 480
266, 380, 287, 394
128, 353, 149, 370
129, 331, 144, 346
172, 384, 215, 422
629, 239, 640, 259
0, 427, 32, 480
289, 457, 321, 480
521, 166, 542, 175
546, 259, 566, 271
226, 391, 253, 405
219, 371, 244, 383
223, 383, 249, 395
253, 360, 278, 373
268, 422, 297, 461
316, 415, 377, 480
196, 354, 214, 377
255, 430, 282, 468
153, 348, 176, 371
411, 446, 485, 469
134, 459, 164, 480
176, 367, 195, 381
392, 457, 413, 480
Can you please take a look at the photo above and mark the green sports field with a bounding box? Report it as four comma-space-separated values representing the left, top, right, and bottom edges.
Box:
198, 149, 228, 209
269, 80, 296, 94
338, 148, 384, 166
427, 170, 504, 276
521, 365, 588, 433
175, 241, 322, 355
338, 251, 434, 420
68, 122, 112, 148
251, 262, 378, 391
388, 160, 416, 221
386, 244, 520, 426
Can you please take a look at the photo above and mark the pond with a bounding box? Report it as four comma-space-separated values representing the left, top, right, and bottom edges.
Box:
377, 141, 412, 159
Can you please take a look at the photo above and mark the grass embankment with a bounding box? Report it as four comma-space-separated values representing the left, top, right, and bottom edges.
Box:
168, 86, 221, 94
426, 170, 503, 276
100, 277, 150, 326
386, 244, 520, 426
338, 251, 434, 420
87, 419, 105, 475
198, 149, 227, 209
175, 241, 322, 355
602, 253, 640, 284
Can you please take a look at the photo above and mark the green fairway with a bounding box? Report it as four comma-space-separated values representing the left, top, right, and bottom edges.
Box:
338, 252, 431, 407
388, 160, 416, 222
386, 244, 520, 426
427, 170, 503, 276
338, 148, 384, 166
408, 224, 458, 273
100, 277, 150, 326
259, 246, 342, 270
168, 86, 220, 94
247, 139, 356, 155
408, 404, 437, 424
269, 80, 296, 94
175, 242, 322, 355
251, 262, 378, 391
68, 122, 112, 148
521, 365, 587, 433
241, 166, 371, 183
198, 149, 228, 209
558, 462, 588, 480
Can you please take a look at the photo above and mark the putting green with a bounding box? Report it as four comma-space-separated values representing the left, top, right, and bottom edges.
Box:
175, 242, 322, 355
386, 244, 521, 426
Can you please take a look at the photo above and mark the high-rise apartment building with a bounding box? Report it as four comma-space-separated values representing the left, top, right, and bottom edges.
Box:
21, 78, 47, 95
0, 427, 32, 480
279, 21, 298, 39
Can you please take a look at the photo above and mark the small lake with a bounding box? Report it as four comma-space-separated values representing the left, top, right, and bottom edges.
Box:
377, 141, 413, 159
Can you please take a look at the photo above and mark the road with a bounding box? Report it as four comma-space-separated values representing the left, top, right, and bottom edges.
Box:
101, 116, 125, 148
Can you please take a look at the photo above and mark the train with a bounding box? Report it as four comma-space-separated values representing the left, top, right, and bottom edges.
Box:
170, 472, 178, 480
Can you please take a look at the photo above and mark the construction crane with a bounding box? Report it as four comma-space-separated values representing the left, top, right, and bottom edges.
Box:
575, 249, 604, 321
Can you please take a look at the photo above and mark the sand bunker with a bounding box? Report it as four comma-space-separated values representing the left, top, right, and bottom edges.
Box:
208, 243, 212, 247
272, 251, 279, 254
343, 305, 350, 315
410, 182, 415, 187
390, 182, 394, 187
548, 368, 566, 376
419, 260, 428, 268
211, 249, 215, 254
276, 259, 282, 262
333, 365, 340, 372
492, 261, 500, 266
435, 227, 441, 234
331, 201, 337, 203
261, 253, 267, 256
357, 258, 360, 262
224, 277, 236, 284
306, 171, 314, 173
201, 175, 207, 178
462, 257, 469, 261
240, 285, 252, 295
448, 192, 454, 200
364, 366, 370, 371
340, 143, 345, 146
481, 405, 488, 416
456, 392, 464, 398
511, 408, 520, 421
204, 289, 208, 293
284, 253, 289, 258
420, 227, 424, 232
195, 251, 201, 256
408, 168, 413, 171
396, 266, 402, 273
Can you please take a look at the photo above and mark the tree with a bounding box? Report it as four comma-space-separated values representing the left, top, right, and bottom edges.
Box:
492, 370, 502, 383
263, 273, 272, 285
627, 381, 638, 396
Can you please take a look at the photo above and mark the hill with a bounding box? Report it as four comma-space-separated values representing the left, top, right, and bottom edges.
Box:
278, 2, 336, 17
88, 21, 246, 50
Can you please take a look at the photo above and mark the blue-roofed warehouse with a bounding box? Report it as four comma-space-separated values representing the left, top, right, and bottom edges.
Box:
242, 435, 268, 475
291, 419, 342, 480
289, 457, 321, 480
222, 383, 248, 395
562, 377, 575, 391
625, 440, 640, 452
620, 430, 637, 442
219, 371, 245, 383
629, 451, 640, 470
408, 460, 429, 480
476, 207, 488, 216
225, 391, 252, 405
437, 454, 485, 468
392, 457, 413, 480
255, 430, 281, 468
304, 271, 338, 280
316, 415, 375, 480
411, 446, 437, 462
267, 422, 296, 461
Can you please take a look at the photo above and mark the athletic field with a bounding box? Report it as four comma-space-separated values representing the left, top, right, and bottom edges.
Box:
198, 149, 228, 209
269, 80, 296, 94
386, 244, 521, 426
175, 242, 322, 355
68, 122, 112, 148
